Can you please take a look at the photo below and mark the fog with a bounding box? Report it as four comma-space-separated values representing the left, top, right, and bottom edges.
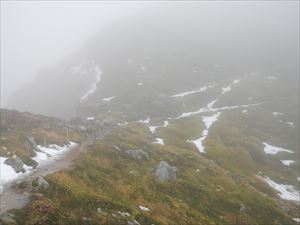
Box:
0, 1, 152, 107
1, 1, 299, 109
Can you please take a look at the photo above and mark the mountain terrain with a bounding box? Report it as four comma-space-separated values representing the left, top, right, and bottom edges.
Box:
1, 8, 299, 225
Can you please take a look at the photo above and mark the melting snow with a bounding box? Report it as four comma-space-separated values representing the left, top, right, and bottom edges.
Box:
171, 85, 215, 98
0, 157, 32, 190
221, 86, 231, 94
189, 112, 221, 153
80, 64, 102, 103
280, 160, 295, 166
233, 79, 240, 84
149, 126, 158, 134
141, 66, 147, 71
137, 82, 143, 86
176, 100, 261, 119
138, 117, 150, 124
272, 112, 283, 117
267, 76, 278, 80
32, 142, 78, 166
153, 138, 165, 145
139, 205, 150, 211
261, 176, 300, 201
102, 96, 116, 102
263, 142, 294, 155
163, 121, 169, 127
286, 122, 295, 127
242, 109, 248, 114
293, 218, 300, 223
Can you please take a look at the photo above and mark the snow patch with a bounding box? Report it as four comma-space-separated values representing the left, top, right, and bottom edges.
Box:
233, 79, 240, 84
263, 142, 294, 155
267, 76, 278, 80
0, 157, 32, 190
242, 109, 248, 114
286, 122, 295, 127
102, 96, 116, 102
260, 176, 300, 202
293, 218, 300, 223
163, 121, 169, 127
171, 85, 215, 98
80, 64, 102, 103
272, 112, 283, 117
280, 160, 295, 166
221, 86, 231, 94
153, 138, 165, 145
86, 117, 95, 121
32, 142, 78, 166
149, 126, 158, 134
138, 117, 150, 124
137, 82, 143, 86
189, 112, 221, 153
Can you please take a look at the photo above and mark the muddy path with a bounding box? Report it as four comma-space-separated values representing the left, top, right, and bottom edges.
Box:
0, 137, 94, 214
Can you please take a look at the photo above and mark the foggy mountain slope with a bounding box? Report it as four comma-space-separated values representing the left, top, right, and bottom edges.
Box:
2, 5, 300, 224
8, 7, 298, 119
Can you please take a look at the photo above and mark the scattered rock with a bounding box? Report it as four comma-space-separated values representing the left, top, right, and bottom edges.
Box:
154, 161, 177, 182
118, 211, 130, 217
126, 149, 149, 160
139, 205, 150, 211
4, 155, 25, 173
96, 208, 103, 214
127, 220, 141, 225
82, 217, 92, 221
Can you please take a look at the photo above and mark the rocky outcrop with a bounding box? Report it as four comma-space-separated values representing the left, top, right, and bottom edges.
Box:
4, 156, 25, 173
154, 161, 177, 182
126, 149, 149, 160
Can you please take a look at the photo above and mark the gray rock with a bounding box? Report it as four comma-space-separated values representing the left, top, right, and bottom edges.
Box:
4, 156, 25, 173
126, 149, 149, 160
0, 212, 16, 224
32, 176, 49, 190
154, 161, 177, 182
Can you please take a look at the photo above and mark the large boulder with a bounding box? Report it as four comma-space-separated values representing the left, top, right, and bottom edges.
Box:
32, 176, 49, 191
154, 161, 177, 182
126, 149, 149, 160
4, 155, 25, 173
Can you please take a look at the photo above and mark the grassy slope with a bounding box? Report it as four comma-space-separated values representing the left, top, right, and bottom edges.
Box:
13, 122, 298, 225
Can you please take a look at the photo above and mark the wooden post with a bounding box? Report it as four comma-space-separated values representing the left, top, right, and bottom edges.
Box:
44, 136, 47, 147
26, 141, 30, 156
66, 128, 69, 142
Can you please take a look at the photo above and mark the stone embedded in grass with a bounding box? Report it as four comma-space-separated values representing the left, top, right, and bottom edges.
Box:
31, 176, 49, 191
154, 161, 177, 182
126, 149, 149, 160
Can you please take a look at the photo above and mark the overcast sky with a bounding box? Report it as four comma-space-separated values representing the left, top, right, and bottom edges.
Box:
1, 1, 299, 107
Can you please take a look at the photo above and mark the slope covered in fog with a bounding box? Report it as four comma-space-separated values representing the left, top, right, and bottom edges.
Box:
8, 6, 298, 119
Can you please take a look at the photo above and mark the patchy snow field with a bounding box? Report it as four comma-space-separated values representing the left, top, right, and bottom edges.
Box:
262, 142, 294, 155
189, 112, 221, 153
260, 176, 300, 202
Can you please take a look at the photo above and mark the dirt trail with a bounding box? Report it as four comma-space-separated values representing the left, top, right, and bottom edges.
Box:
0, 138, 92, 214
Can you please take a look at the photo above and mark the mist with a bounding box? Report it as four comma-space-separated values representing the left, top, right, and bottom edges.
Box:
1, 1, 298, 109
